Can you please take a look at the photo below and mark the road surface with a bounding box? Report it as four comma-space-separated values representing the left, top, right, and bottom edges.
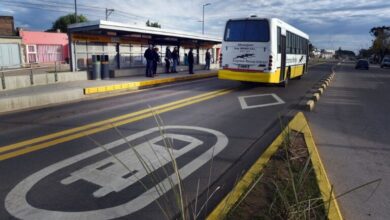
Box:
0, 63, 331, 219
307, 61, 390, 220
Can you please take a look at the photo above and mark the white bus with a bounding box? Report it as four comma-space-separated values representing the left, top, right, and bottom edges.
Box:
218, 16, 309, 86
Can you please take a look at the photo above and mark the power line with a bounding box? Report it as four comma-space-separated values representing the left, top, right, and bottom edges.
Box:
1, 2, 102, 20
2, 0, 146, 20
1, 0, 174, 29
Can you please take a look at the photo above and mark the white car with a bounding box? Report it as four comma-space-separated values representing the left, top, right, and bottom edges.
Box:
381, 58, 390, 68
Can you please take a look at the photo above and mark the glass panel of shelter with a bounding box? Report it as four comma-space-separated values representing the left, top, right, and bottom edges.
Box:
74, 41, 212, 71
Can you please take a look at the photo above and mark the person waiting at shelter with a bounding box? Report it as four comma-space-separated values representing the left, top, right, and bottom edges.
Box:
171, 47, 179, 73
144, 45, 154, 77
205, 48, 211, 70
152, 47, 160, 77
165, 47, 172, 73
184, 53, 188, 66
188, 48, 194, 74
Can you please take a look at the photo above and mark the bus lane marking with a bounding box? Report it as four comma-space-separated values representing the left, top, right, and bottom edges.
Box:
238, 93, 285, 109
5, 126, 229, 220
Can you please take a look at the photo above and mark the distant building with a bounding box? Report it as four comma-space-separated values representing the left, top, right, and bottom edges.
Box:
19, 30, 69, 64
312, 49, 321, 58
0, 16, 15, 36
320, 49, 335, 59
0, 16, 24, 69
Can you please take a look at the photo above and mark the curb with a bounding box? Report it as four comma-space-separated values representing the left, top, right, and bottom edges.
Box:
207, 112, 343, 220
84, 72, 217, 95
305, 72, 335, 111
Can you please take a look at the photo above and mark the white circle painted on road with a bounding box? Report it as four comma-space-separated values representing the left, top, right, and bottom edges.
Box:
5, 126, 228, 220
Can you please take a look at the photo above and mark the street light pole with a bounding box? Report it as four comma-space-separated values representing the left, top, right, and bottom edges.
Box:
74, 0, 78, 23
105, 8, 114, 21
202, 3, 211, 35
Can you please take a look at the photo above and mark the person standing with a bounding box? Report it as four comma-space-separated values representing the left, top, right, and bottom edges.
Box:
144, 45, 154, 77
165, 47, 172, 73
205, 48, 211, 70
171, 47, 179, 73
188, 48, 194, 74
152, 47, 160, 77
184, 53, 188, 66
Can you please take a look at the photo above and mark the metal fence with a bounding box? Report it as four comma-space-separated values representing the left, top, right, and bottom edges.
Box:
0, 61, 69, 90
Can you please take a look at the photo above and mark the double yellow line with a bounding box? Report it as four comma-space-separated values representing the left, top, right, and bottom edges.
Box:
0, 88, 233, 161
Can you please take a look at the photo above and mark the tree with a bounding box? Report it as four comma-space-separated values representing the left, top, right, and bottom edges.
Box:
358, 48, 372, 58
47, 13, 88, 33
146, 20, 161, 28
335, 48, 356, 59
308, 42, 316, 53
369, 26, 390, 61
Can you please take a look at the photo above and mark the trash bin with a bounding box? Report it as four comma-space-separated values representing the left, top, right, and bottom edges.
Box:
91, 55, 101, 80
101, 55, 110, 80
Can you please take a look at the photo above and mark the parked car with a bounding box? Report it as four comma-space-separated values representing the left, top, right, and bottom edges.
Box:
380, 58, 390, 68
355, 59, 369, 70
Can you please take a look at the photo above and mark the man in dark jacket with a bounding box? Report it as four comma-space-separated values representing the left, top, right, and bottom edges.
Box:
165, 47, 172, 73
152, 47, 160, 77
205, 49, 211, 70
144, 45, 153, 77
171, 47, 179, 73
188, 48, 194, 74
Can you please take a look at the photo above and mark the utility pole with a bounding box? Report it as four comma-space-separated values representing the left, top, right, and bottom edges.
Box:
74, 0, 78, 23
105, 8, 114, 21
202, 3, 211, 35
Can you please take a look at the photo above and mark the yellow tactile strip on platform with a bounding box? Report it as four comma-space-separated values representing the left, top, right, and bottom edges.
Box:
84, 72, 217, 95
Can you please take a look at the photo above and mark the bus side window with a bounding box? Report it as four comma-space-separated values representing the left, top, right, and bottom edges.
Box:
286, 31, 290, 54
298, 37, 303, 54
294, 34, 297, 54
277, 27, 281, 54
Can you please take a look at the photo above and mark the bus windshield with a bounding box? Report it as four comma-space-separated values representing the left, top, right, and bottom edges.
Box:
224, 20, 270, 42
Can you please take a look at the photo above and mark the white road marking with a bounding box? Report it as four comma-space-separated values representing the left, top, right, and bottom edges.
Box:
238, 93, 285, 110
5, 126, 228, 220
61, 134, 203, 198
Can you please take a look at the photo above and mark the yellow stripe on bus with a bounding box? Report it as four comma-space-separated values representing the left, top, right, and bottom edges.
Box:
218, 65, 305, 83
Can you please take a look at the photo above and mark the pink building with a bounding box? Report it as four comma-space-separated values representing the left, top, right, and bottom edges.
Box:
19, 30, 69, 64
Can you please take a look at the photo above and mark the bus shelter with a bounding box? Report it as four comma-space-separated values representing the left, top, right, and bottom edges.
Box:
67, 20, 221, 75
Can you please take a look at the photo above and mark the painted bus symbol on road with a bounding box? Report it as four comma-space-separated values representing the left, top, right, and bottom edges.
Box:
61, 134, 203, 198
5, 126, 228, 220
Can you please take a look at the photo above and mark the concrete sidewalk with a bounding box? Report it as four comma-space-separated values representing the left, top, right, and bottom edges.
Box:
0, 69, 217, 114
306, 62, 390, 220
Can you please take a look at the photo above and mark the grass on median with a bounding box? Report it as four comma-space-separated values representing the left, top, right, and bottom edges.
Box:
226, 128, 328, 220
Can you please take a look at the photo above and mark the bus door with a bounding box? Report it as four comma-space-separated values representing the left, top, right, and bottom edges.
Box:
280, 34, 287, 82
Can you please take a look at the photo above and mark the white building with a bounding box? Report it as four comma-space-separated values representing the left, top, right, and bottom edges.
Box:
320, 49, 335, 59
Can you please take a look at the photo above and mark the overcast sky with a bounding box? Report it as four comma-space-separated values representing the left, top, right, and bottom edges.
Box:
1, 0, 389, 52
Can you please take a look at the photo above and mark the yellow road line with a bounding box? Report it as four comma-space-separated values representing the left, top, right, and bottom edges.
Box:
0, 88, 229, 154
0, 89, 233, 161
207, 112, 343, 220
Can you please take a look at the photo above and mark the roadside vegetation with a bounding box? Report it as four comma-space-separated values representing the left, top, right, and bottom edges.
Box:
226, 130, 327, 220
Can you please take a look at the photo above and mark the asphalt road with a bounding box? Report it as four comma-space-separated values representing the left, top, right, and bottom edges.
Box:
0, 63, 331, 220
307, 61, 390, 220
